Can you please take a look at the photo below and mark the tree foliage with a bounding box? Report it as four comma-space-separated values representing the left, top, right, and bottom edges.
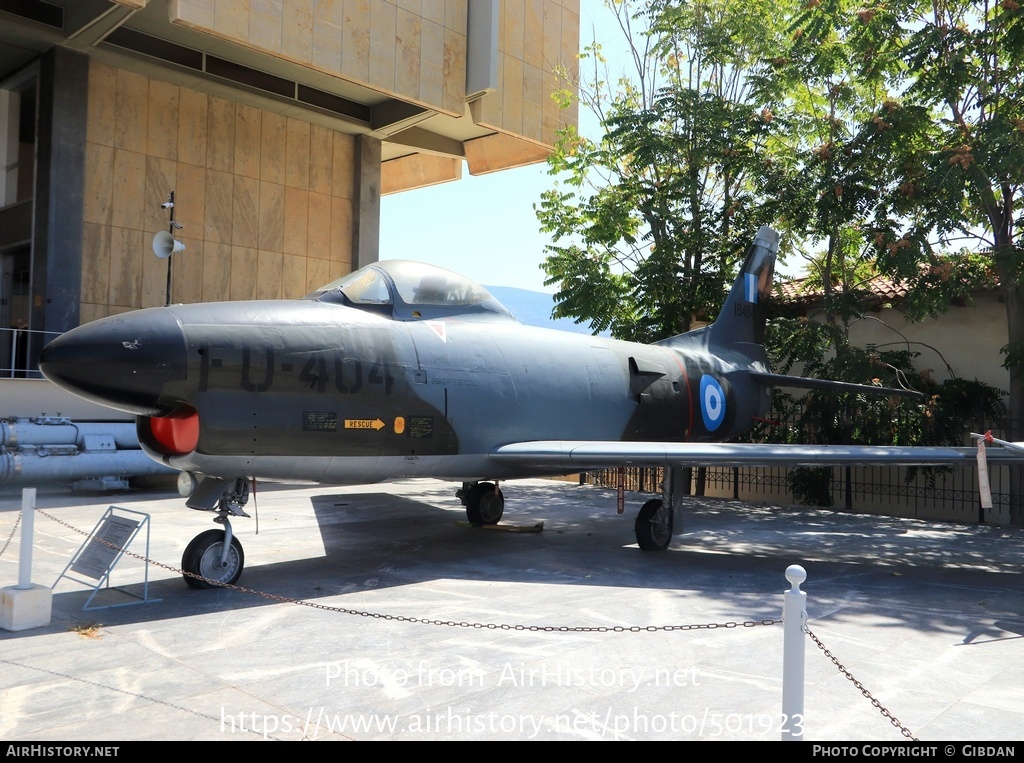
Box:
768, 0, 896, 330
542, 0, 1024, 513
784, 0, 1024, 518
537, 0, 788, 342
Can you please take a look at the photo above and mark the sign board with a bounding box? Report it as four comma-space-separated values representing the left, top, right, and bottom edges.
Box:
70, 513, 140, 579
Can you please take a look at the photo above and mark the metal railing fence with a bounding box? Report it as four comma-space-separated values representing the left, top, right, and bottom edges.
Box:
583, 405, 1020, 523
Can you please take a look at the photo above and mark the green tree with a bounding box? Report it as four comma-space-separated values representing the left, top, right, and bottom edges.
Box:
756, 0, 1024, 518
848, 0, 1023, 522
545, 0, 1018, 512
773, 3, 889, 328
537, 0, 788, 342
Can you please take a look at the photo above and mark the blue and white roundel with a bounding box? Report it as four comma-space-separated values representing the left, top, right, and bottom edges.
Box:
699, 375, 726, 432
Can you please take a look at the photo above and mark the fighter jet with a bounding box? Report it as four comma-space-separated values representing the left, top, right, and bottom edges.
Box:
39, 226, 1018, 588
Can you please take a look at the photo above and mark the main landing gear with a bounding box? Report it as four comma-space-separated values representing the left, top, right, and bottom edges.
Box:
633, 467, 681, 551
635, 498, 672, 551
458, 481, 505, 526
181, 477, 251, 589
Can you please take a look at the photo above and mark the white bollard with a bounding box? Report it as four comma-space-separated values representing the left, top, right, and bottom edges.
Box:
781, 564, 807, 740
1, 487, 52, 631
16, 488, 35, 589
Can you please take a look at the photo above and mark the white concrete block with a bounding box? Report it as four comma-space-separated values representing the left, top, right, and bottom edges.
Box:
0, 584, 53, 632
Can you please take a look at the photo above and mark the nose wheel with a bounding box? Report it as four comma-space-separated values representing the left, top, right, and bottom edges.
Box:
182, 527, 245, 588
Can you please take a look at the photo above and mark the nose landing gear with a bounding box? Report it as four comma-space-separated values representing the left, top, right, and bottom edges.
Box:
181, 524, 245, 589
181, 477, 250, 588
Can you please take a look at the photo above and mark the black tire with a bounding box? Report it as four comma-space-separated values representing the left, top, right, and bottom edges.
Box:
182, 529, 244, 589
635, 498, 672, 551
466, 482, 504, 526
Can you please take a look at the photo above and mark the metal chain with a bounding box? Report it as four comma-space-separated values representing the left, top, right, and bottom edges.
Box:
805, 626, 917, 740
36, 507, 780, 633
0, 511, 21, 558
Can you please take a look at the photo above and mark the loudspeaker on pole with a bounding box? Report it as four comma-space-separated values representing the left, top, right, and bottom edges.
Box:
152, 230, 186, 259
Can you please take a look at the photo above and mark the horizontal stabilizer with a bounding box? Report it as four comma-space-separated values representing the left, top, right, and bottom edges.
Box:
750, 371, 923, 399
972, 432, 1024, 453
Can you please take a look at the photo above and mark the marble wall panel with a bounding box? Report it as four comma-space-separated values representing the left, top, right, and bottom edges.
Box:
230, 244, 258, 301
206, 96, 236, 173
258, 180, 285, 252
283, 186, 309, 256
173, 238, 204, 304
234, 103, 262, 180
113, 69, 148, 154
177, 88, 208, 167
232, 175, 260, 249
80, 222, 111, 306
110, 149, 146, 230
108, 227, 143, 308
260, 111, 286, 184
282, 0, 314, 63
257, 249, 283, 299
285, 118, 310, 190
146, 79, 179, 161
83, 143, 114, 226
204, 168, 235, 244
86, 61, 117, 147
282, 252, 307, 297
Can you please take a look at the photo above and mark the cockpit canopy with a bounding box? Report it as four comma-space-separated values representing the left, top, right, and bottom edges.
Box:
305, 260, 515, 322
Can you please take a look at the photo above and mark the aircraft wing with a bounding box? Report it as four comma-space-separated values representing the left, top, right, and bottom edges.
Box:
488, 441, 1024, 471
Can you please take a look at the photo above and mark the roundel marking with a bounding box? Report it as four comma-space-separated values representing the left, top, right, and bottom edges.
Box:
699, 375, 726, 432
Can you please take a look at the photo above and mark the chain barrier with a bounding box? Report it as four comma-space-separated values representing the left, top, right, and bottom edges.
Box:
805, 625, 917, 740
36, 507, 780, 633
0, 510, 21, 558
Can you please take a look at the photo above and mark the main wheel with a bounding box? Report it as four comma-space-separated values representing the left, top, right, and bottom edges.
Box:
182, 529, 245, 589
465, 482, 504, 526
635, 498, 672, 551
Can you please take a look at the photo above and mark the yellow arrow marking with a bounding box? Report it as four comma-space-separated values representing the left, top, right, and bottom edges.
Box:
344, 418, 385, 430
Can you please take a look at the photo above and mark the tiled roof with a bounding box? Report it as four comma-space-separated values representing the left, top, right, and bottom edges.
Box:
775, 273, 912, 306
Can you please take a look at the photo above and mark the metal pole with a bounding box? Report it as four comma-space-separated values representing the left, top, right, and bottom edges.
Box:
9, 328, 17, 377
781, 564, 806, 740
16, 488, 35, 590
165, 190, 175, 306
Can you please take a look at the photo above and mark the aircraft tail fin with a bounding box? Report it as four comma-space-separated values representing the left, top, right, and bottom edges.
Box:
706, 225, 780, 349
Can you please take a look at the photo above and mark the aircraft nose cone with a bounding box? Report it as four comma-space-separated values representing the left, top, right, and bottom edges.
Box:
39, 309, 188, 416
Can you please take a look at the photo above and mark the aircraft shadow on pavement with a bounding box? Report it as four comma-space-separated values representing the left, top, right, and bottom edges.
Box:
5, 482, 1022, 638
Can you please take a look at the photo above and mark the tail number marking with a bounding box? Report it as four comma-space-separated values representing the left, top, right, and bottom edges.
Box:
199, 346, 392, 395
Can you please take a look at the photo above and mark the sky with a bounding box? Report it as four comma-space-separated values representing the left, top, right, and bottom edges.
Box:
379, 161, 559, 293
379, 4, 622, 294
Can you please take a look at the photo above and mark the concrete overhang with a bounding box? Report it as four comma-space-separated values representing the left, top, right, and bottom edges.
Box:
0, 0, 550, 182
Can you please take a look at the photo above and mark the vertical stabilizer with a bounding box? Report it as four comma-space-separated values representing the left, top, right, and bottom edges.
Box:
707, 226, 779, 348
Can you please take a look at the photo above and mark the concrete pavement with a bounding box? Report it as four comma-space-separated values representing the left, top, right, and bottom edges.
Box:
1, 478, 1022, 741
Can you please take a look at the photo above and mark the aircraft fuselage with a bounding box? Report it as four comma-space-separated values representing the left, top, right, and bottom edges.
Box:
40, 299, 770, 486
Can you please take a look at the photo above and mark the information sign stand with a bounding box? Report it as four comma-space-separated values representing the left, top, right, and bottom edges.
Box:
53, 507, 160, 610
